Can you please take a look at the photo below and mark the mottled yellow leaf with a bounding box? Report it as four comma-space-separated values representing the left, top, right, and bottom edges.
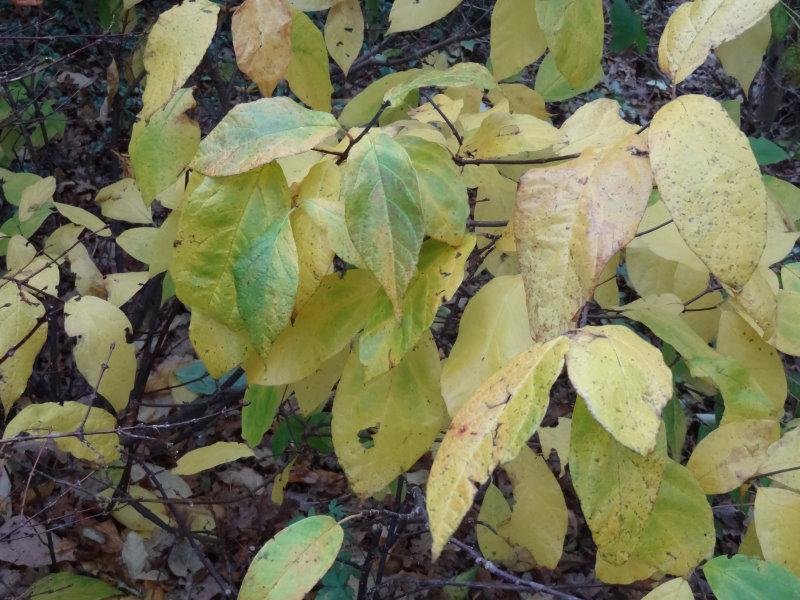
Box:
140, 0, 219, 120
490, 0, 546, 81
754, 486, 800, 576
515, 135, 652, 341
427, 337, 569, 559
554, 98, 639, 156
461, 111, 557, 159
686, 419, 779, 494
232, 0, 292, 97
649, 95, 767, 290
324, 0, 363, 75
172, 441, 255, 475
287, 10, 333, 111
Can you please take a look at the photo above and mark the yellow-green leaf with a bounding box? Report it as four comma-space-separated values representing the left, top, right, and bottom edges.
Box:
515, 135, 652, 341
286, 10, 333, 112
384, 63, 495, 105
534, 51, 604, 102
427, 337, 569, 559
232, 0, 293, 97
643, 579, 694, 600
648, 95, 767, 290
686, 418, 779, 494
716, 16, 771, 96
18, 175, 55, 221
570, 398, 666, 565
657, 0, 779, 84
140, 0, 219, 120
332, 332, 445, 496
54, 202, 109, 237
64, 296, 136, 411
27, 572, 122, 600
490, 0, 547, 81
536, 0, 604, 86
116, 209, 180, 277
461, 111, 558, 159
386, 0, 462, 34
477, 484, 518, 566
172, 441, 255, 475
324, 0, 363, 75
294, 346, 349, 416
239, 515, 343, 600
95, 179, 151, 224
566, 325, 673, 455
342, 131, 423, 313
339, 69, 422, 128
171, 163, 290, 328
3, 401, 120, 463
130, 88, 200, 204
440, 275, 533, 416
758, 426, 800, 492
754, 486, 800, 576
189, 310, 251, 379
192, 97, 339, 177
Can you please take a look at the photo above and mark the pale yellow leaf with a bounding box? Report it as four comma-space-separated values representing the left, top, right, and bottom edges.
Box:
757, 426, 800, 492
488, 83, 550, 120
102, 272, 148, 307
324, 0, 363, 75
538, 417, 571, 477
554, 98, 639, 156
294, 346, 349, 416
116, 210, 180, 277
643, 579, 694, 600
291, 202, 334, 310
754, 486, 800, 576
54, 202, 110, 237
18, 176, 55, 222
172, 441, 255, 475
95, 179, 151, 224
387, 0, 462, 34
476, 485, 518, 567
461, 111, 558, 159
232, 0, 292, 96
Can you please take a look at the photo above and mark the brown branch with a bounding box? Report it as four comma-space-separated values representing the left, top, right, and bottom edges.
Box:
336, 101, 391, 164
420, 91, 463, 146
453, 153, 580, 166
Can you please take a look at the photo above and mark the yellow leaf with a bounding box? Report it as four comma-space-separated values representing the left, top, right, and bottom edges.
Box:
754, 486, 800, 576
64, 296, 136, 411
140, 0, 219, 120
440, 275, 532, 416
686, 419, 779, 494
538, 417, 571, 477
54, 202, 109, 237
332, 333, 446, 496
387, 0, 462, 33
515, 135, 652, 341
172, 441, 255, 475
427, 336, 569, 559
232, 0, 293, 96
489, 83, 550, 120
739, 519, 764, 558
102, 272, 148, 307
384, 63, 495, 106
294, 346, 349, 416
189, 310, 251, 379
476, 484, 518, 566
461, 111, 558, 159
594, 251, 620, 309
101, 485, 171, 534
324, 0, 363, 75
288, 0, 335, 8
3, 401, 120, 463
291, 203, 334, 310
18, 176, 55, 222
489, 0, 546, 81
95, 179, 151, 224
554, 98, 639, 156
642, 579, 694, 600
287, 10, 333, 111
271, 458, 295, 505
43, 225, 103, 296
758, 426, 800, 492
536, 0, 604, 86
116, 209, 180, 278
649, 95, 767, 290
569, 398, 666, 565
726, 267, 778, 339
657, 0, 779, 84
498, 446, 567, 569
776, 289, 800, 356
716, 16, 771, 96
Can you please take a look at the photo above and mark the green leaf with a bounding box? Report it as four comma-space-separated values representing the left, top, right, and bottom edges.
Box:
28, 573, 122, 600
609, 0, 647, 53
662, 395, 688, 460
749, 136, 790, 165
535, 52, 603, 102
703, 555, 800, 599
286, 9, 334, 112
192, 97, 339, 176
397, 136, 468, 246
339, 69, 423, 128
342, 132, 423, 312
239, 515, 344, 600
570, 398, 666, 565
172, 441, 255, 475
332, 332, 446, 496
129, 88, 200, 203
242, 385, 284, 447
171, 163, 290, 329
234, 211, 299, 354
536, 0, 604, 86
383, 63, 496, 105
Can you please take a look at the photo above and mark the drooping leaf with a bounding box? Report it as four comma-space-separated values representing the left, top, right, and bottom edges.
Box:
64, 296, 136, 411
130, 89, 199, 204
232, 0, 293, 97
703, 554, 800, 599
324, 0, 364, 75
515, 135, 652, 341
386, 0, 462, 34
440, 275, 533, 415
291, 201, 335, 310
286, 10, 334, 112
716, 16, 772, 96
341, 131, 423, 313
427, 337, 569, 559
536, 0, 604, 86
171, 163, 290, 328
686, 418, 779, 494
658, 0, 780, 84
54, 202, 109, 237
233, 211, 299, 354
294, 347, 349, 416
332, 332, 445, 496
358, 237, 472, 379
3, 401, 121, 463
609, 0, 648, 53
490, 0, 547, 81
27, 573, 122, 600
172, 441, 255, 475
754, 486, 800, 576
239, 515, 344, 600
569, 398, 666, 565
383, 63, 495, 105
566, 325, 673, 455
140, 0, 219, 120
648, 94, 767, 290
192, 97, 339, 176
